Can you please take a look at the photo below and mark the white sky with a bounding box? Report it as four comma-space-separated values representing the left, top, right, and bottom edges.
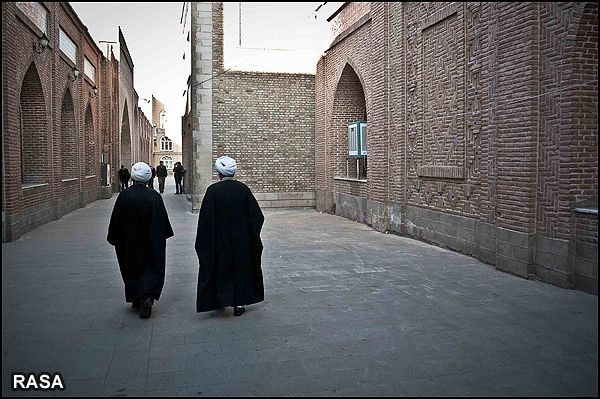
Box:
70, 2, 342, 146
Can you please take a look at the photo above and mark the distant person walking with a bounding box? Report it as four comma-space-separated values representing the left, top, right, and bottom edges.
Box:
108, 162, 174, 319
156, 161, 167, 194
195, 156, 265, 317
118, 165, 130, 192
173, 162, 185, 195
147, 165, 156, 190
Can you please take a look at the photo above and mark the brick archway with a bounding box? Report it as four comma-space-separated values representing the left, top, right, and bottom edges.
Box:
60, 88, 77, 180
84, 104, 95, 176
19, 63, 48, 184
121, 101, 132, 170
331, 63, 368, 180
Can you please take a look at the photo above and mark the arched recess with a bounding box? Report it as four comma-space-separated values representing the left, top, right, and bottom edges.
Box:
121, 101, 132, 170
333, 57, 370, 106
331, 63, 368, 179
134, 106, 139, 163
20, 62, 48, 184
60, 88, 77, 180
84, 104, 95, 176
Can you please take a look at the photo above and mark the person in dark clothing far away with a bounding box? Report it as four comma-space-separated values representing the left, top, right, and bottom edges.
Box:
147, 164, 156, 190
195, 156, 265, 317
118, 165, 130, 192
156, 161, 168, 194
173, 162, 185, 194
108, 162, 174, 319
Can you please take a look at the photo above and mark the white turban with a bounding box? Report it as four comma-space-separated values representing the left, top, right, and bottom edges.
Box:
215, 156, 237, 176
131, 162, 152, 182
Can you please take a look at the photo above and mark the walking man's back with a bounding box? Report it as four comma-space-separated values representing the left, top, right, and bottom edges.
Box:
195, 156, 264, 317
156, 161, 168, 194
108, 162, 174, 318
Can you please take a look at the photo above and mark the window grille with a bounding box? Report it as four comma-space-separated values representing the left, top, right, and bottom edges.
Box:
348, 124, 358, 156
84, 57, 96, 82
59, 28, 77, 64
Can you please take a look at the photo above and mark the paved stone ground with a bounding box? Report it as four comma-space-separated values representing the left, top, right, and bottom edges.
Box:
2, 177, 598, 397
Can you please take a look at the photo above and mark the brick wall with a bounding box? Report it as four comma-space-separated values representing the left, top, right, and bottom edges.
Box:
184, 2, 316, 210
329, 2, 371, 38
119, 27, 135, 170
571, 3, 598, 206
1, 2, 123, 241
20, 63, 49, 184
316, 1, 598, 293
212, 71, 315, 194
60, 88, 78, 180
100, 48, 119, 190
2, 2, 104, 241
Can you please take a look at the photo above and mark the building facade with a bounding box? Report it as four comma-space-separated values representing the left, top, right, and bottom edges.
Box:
183, 2, 316, 211
2, 2, 104, 242
152, 96, 181, 171
316, 2, 598, 294
118, 27, 151, 173
2, 2, 152, 242
100, 45, 120, 194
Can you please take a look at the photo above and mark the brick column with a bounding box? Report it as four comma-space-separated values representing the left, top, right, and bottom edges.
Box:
190, 2, 214, 211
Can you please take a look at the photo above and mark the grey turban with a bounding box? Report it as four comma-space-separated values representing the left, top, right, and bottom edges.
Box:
215, 156, 237, 176
131, 162, 152, 182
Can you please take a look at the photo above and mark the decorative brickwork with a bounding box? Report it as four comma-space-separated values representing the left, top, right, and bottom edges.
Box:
317, 1, 598, 293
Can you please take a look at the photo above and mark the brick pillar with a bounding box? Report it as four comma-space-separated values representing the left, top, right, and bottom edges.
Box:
190, 2, 214, 211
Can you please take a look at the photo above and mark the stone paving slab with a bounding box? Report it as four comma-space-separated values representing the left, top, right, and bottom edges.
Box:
2, 178, 598, 397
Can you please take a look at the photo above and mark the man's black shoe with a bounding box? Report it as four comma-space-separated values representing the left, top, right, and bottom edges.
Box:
234, 306, 245, 317
132, 300, 142, 309
140, 297, 154, 319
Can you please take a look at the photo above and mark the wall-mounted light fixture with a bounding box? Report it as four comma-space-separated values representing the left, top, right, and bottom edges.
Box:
69, 67, 80, 82
33, 33, 49, 54
90, 85, 98, 98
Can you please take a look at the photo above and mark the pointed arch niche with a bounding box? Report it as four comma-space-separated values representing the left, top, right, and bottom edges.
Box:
84, 104, 95, 176
332, 63, 368, 180
20, 63, 48, 185
61, 88, 78, 180
121, 102, 132, 169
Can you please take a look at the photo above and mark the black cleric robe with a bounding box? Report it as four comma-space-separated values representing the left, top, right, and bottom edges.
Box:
195, 177, 265, 312
107, 183, 174, 303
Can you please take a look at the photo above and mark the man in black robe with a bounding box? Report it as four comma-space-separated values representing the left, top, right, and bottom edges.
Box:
173, 162, 185, 195
156, 161, 168, 194
108, 162, 174, 318
195, 156, 264, 317
118, 165, 130, 192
